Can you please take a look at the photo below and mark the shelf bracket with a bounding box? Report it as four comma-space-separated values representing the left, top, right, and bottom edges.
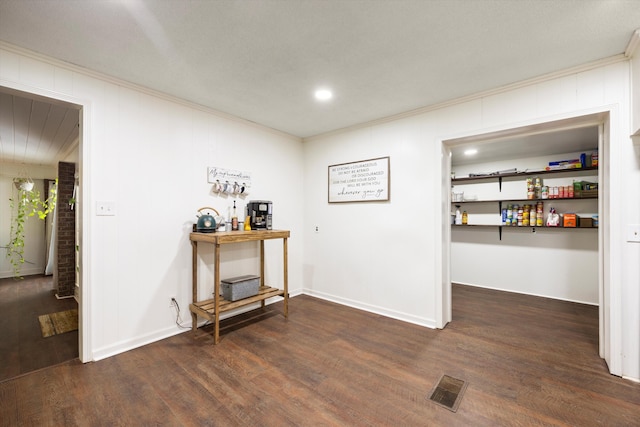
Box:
498, 201, 503, 241
498, 176, 503, 192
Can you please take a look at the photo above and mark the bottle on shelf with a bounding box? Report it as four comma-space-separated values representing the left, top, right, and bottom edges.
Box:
455, 205, 462, 225
462, 210, 468, 225
536, 202, 544, 226
523, 205, 530, 226
517, 206, 523, 226
511, 204, 520, 226
527, 178, 533, 199
231, 201, 239, 231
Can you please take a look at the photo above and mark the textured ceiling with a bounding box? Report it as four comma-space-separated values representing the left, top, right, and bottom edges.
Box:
0, 0, 639, 166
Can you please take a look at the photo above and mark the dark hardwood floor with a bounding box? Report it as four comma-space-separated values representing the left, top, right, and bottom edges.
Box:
1, 284, 639, 426
0, 274, 78, 382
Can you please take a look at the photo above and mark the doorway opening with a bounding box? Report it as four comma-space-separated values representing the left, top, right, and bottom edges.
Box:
440, 111, 610, 370
0, 85, 84, 380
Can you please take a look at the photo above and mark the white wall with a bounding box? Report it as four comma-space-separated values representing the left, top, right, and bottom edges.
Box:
451, 153, 599, 304
0, 43, 305, 360
303, 60, 639, 381
0, 162, 56, 278
631, 31, 640, 136
303, 115, 437, 326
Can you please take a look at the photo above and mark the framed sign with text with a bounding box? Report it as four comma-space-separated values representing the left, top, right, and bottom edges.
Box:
328, 156, 390, 203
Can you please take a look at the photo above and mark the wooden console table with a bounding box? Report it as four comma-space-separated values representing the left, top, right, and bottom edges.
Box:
189, 229, 290, 343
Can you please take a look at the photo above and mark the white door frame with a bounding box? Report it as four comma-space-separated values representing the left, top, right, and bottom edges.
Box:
438, 108, 620, 375
0, 79, 92, 363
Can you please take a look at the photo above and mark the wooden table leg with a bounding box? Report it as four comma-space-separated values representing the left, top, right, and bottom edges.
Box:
260, 240, 265, 308
283, 237, 288, 318
191, 241, 198, 332
214, 242, 221, 344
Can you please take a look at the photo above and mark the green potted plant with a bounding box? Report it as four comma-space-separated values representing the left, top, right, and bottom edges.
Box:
6, 179, 57, 278
13, 177, 34, 192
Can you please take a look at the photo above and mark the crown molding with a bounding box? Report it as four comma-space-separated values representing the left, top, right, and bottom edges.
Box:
624, 29, 640, 57
304, 54, 628, 142
0, 41, 301, 143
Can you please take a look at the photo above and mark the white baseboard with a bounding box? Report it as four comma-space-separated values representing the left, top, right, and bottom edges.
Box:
302, 288, 437, 329
92, 324, 188, 361
0, 266, 44, 279
91, 292, 304, 361
453, 281, 599, 306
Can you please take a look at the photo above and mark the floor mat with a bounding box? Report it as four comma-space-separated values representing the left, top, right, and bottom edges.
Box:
428, 374, 468, 412
38, 309, 78, 338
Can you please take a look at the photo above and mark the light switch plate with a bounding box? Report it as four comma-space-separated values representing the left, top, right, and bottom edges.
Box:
627, 224, 640, 243
96, 201, 116, 216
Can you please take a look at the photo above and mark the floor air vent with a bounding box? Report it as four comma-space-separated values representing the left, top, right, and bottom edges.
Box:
427, 374, 468, 412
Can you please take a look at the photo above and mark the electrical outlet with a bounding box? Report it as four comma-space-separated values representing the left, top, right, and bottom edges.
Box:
314, 225, 319, 233
627, 224, 640, 243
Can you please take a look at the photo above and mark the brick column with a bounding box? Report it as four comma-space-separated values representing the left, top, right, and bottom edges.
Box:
56, 161, 76, 298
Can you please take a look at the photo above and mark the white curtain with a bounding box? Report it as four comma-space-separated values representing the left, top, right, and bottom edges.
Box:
44, 182, 57, 275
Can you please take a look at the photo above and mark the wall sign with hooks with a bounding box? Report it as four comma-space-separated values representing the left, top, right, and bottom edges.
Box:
207, 167, 252, 196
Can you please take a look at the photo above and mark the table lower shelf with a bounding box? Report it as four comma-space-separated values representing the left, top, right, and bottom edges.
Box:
189, 286, 285, 321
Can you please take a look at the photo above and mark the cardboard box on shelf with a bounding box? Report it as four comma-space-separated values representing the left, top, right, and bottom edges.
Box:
582, 181, 598, 190
579, 217, 593, 228
563, 213, 577, 228
580, 189, 598, 198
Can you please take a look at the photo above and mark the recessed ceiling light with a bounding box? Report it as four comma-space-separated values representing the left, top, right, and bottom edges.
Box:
314, 88, 333, 101
464, 148, 478, 156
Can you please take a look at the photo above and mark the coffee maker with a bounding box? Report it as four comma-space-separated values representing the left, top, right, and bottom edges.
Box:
246, 200, 272, 230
